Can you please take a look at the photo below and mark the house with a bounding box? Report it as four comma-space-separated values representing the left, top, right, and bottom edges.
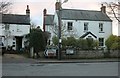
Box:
43, 2, 112, 48
0, 5, 30, 51
43, 9, 54, 45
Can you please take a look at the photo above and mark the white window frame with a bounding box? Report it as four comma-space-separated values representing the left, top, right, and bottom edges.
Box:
99, 38, 104, 46
67, 22, 73, 31
99, 23, 104, 32
84, 22, 88, 32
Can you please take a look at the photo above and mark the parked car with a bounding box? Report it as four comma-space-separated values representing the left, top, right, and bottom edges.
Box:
44, 46, 58, 58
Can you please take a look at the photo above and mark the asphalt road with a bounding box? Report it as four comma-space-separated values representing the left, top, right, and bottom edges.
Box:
2, 62, 119, 76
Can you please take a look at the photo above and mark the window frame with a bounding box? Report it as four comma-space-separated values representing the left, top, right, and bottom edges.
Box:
99, 38, 104, 46
67, 22, 73, 31
84, 22, 88, 32
99, 23, 104, 33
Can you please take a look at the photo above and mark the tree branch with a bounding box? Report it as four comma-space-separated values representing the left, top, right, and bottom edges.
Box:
109, 4, 120, 22
0, 1, 12, 13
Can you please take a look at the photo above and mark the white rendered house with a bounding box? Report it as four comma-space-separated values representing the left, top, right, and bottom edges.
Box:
0, 5, 30, 51
44, 2, 112, 48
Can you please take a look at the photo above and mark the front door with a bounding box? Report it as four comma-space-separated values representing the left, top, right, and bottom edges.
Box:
15, 36, 22, 51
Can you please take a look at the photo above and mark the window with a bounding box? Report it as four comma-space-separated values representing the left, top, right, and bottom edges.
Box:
84, 22, 88, 31
67, 22, 73, 31
99, 38, 104, 46
99, 23, 103, 32
0, 37, 2, 41
13, 42, 15, 44
5, 24, 10, 30
12, 45, 15, 47
13, 38, 15, 40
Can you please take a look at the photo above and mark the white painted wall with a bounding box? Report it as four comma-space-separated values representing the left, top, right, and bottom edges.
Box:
0, 24, 30, 36
0, 24, 5, 36
9, 24, 30, 36
0, 23, 30, 50
52, 13, 112, 47
62, 20, 112, 47
46, 11, 112, 47
45, 12, 59, 45
45, 24, 57, 45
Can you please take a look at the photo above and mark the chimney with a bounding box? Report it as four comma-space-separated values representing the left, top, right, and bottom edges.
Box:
55, 2, 61, 10
43, 9, 47, 16
43, 9, 47, 32
26, 5, 30, 15
101, 4, 106, 13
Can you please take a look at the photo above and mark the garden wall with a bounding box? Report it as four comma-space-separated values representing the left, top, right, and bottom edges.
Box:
61, 50, 119, 59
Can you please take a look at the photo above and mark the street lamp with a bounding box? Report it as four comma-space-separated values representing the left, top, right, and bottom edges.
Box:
57, 0, 68, 60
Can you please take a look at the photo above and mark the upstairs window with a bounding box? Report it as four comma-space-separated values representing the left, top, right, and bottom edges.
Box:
67, 22, 73, 31
99, 23, 104, 32
5, 24, 10, 30
99, 38, 104, 46
84, 22, 88, 31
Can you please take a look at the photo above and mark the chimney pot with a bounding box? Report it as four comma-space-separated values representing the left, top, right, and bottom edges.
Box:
26, 5, 30, 15
101, 4, 106, 13
43, 9, 47, 16
43, 9, 47, 32
55, 2, 61, 10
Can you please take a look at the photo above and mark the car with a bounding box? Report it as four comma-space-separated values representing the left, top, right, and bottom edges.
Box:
44, 47, 58, 58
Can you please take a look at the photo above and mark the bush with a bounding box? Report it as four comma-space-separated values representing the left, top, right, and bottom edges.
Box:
105, 35, 120, 50
52, 36, 98, 50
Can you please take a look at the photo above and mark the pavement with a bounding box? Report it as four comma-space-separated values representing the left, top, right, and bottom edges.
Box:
37, 58, 119, 63
2, 54, 120, 64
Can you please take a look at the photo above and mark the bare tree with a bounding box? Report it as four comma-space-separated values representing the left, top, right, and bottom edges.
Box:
103, 1, 120, 22
0, 0, 12, 13
50, 23, 78, 38
50, 23, 67, 37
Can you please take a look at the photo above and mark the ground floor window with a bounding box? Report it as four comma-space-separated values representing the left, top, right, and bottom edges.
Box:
99, 38, 104, 46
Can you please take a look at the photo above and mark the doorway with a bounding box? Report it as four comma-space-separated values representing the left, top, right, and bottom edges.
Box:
15, 36, 23, 51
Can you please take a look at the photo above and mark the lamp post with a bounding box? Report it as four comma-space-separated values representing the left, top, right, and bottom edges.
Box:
57, 0, 68, 60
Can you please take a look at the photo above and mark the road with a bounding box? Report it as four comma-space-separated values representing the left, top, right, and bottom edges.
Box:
2, 62, 119, 76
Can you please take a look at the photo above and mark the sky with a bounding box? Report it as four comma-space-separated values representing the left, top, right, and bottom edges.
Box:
5, 0, 119, 35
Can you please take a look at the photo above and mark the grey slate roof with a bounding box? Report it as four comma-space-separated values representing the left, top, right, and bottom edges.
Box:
45, 15, 54, 25
1, 13, 30, 25
61, 9, 112, 22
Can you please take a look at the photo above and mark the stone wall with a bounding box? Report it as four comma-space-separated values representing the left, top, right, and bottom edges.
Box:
61, 50, 119, 59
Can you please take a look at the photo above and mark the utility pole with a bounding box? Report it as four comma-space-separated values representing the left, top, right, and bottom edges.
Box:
57, 0, 68, 60
57, 0, 62, 60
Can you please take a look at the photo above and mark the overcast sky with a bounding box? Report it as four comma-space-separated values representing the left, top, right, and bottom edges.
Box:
9, 0, 117, 26
4, 0, 118, 36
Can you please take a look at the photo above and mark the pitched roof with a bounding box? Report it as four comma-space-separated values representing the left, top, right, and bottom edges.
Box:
80, 32, 97, 38
45, 15, 54, 25
61, 9, 112, 22
1, 13, 30, 25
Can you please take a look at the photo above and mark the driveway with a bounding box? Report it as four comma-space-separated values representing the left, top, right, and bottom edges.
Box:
2, 54, 37, 64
